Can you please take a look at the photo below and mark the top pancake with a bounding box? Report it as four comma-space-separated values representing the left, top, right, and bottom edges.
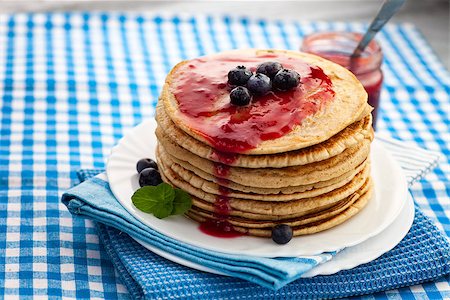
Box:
161, 49, 370, 155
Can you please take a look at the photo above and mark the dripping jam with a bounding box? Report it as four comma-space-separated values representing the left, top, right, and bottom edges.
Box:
172, 53, 335, 237
198, 220, 243, 238
197, 160, 245, 238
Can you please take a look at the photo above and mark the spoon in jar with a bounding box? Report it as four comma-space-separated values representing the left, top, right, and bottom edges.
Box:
351, 0, 407, 58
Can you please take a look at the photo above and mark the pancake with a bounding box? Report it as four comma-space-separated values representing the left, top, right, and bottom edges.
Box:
161, 49, 370, 155
186, 185, 372, 237
156, 101, 373, 168
159, 153, 370, 201
188, 186, 362, 228
157, 137, 371, 188
165, 153, 369, 195
186, 177, 371, 221
158, 155, 370, 215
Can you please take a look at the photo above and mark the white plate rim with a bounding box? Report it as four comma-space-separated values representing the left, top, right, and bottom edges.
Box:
302, 193, 414, 277
106, 119, 409, 257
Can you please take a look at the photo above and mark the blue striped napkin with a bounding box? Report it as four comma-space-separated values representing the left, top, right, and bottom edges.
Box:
63, 174, 335, 290
62, 137, 448, 297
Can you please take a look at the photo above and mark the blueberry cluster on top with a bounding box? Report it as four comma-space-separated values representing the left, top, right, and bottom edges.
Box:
227, 61, 301, 106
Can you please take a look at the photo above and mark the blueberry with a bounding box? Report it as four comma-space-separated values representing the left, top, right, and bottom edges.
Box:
271, 224, 293, 244
136, 158, 158, 173
230, 86, 252, 106
273, 69, 300, 91
139, 167, 163, 187
256, 61, 283, 79
246, 73, 271, 96
228, 66, 253, 86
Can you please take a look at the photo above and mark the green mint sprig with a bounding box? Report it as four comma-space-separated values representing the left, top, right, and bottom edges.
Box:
131, 183, 192, 219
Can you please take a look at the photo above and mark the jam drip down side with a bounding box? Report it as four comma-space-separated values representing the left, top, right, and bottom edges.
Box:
198, 159, 244, 238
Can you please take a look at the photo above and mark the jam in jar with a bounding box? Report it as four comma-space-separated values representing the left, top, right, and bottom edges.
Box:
301, 32, 383, 129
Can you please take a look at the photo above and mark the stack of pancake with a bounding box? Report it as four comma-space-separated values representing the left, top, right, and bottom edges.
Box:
155, 49, 374, 237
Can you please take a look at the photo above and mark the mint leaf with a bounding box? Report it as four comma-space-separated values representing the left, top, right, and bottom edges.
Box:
152, 201, 174, 219
131, 182, 192, 219
132, 183, 175, 219
172, 188, 192, 215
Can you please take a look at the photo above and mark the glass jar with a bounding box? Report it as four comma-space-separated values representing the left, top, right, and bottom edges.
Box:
301, 32, 383, 129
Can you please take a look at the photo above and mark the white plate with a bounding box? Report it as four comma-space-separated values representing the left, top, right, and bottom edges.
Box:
106, 119, 409, 257
133, 193, 414, 277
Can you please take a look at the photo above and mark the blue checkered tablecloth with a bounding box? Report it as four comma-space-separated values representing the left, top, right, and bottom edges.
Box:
0, 12, 449, 299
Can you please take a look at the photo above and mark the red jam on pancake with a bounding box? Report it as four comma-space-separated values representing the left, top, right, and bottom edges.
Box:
171, 53, 335, 154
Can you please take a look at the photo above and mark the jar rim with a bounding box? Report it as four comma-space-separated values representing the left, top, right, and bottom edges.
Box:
301, 31, 383, 73
302, 31, 382, 58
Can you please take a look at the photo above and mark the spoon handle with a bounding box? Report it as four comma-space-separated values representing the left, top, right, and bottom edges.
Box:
352, 0, 407, 57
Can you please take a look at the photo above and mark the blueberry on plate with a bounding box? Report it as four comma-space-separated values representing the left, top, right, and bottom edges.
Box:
271, 224, 293, 244
136, 158, 158, 173
256, 61, 283, 79
139, 167, 163, 187
230, 86, 252, 106
246, 73, 272, 96
228, 65, 253, 86
273, 69, 300, 91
